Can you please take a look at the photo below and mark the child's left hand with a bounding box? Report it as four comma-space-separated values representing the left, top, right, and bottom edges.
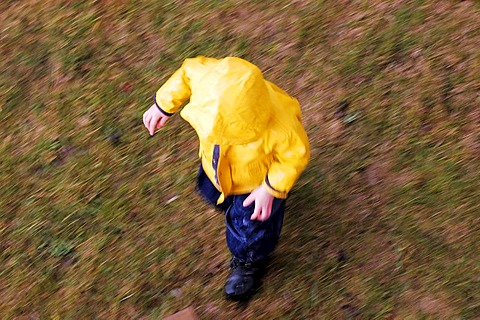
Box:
243, 185, 274, 221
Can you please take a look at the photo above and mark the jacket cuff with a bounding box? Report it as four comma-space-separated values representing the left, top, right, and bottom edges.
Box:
262, 176, 288, 199
153, 93, 174, 117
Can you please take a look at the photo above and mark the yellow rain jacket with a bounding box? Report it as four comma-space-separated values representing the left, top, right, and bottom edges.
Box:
154, 56, 309, 203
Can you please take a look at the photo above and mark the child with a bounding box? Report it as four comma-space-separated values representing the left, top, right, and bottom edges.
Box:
143, 56, 309, 300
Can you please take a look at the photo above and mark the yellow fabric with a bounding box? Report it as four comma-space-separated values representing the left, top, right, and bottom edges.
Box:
155, 56, 310, 200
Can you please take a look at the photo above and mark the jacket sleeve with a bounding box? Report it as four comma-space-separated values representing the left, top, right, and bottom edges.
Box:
154, 61, 191, 116
263, 119, 310, 198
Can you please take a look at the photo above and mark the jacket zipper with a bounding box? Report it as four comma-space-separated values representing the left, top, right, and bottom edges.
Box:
212, 144, 220, 186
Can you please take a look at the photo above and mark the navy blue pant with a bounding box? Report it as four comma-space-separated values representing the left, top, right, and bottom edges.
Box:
196, 166, 286, 263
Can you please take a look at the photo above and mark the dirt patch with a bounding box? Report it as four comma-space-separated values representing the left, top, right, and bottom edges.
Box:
398, 289, 457, 318
362, 237, 399, 276
443, 221, 473, 245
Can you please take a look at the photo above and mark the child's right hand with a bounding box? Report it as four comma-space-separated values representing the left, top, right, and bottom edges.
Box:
143, 104, 170, 136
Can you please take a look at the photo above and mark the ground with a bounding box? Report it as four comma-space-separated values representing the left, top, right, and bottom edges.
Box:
0, 0, 479, 319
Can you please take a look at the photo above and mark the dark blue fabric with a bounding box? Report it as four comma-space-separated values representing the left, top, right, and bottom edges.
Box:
196, 165, 286, 263
196, 165, 232, 211
212, 144, 220, 185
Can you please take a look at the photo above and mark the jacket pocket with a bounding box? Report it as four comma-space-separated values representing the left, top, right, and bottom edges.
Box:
230, 161, 267, 189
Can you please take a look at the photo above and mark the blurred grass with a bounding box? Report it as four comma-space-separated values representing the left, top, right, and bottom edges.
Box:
1, 0, 479, 319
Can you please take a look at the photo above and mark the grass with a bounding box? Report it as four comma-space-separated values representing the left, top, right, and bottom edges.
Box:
1, 0, 479, 319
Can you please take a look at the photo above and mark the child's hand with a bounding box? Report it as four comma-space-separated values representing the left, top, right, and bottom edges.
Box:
243, 185, 274, 221
143, 104, 170, 136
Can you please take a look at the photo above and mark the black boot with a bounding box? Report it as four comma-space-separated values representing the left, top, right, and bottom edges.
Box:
224, 257, 266, 301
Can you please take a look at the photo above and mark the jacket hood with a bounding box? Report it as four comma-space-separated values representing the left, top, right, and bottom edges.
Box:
181, 57, 272, 145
